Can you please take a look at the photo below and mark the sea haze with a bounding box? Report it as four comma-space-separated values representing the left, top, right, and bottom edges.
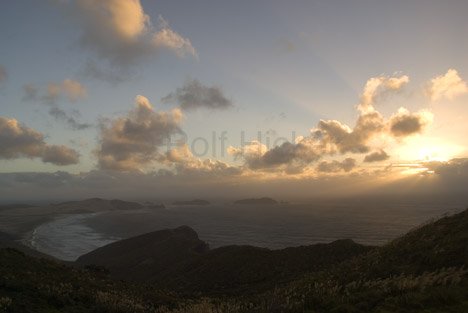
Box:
28, 200, 464, 261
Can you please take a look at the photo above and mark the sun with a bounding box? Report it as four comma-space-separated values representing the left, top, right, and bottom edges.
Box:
417, 146, 450, 162
396, 137, 463, 163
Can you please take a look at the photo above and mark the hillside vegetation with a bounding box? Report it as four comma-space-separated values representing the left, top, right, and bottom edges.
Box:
1, 208, 468, 312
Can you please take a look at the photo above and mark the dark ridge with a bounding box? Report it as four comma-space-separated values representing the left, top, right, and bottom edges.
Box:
76, 225, 372, 295
76, 225, 209, 281
53, 198, 143, 211
172, 199, 210, 205
0, 204, 36, 210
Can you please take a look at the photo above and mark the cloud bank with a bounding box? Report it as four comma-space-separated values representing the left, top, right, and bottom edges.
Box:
2, 157, 468, 202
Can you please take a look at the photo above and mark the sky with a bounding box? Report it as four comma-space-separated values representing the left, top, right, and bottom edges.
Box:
1, 0, 468, 202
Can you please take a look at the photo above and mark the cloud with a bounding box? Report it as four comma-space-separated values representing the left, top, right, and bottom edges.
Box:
229, 74, 432, 173
22, 84, 39, 101
23, 79, 87, 104
424, 158, 468, 176
152, 17, 197, 58
41, 145, 80, 166
44, 79, 87, 104
69, 0, 196, 67
316, 158, 357, 173
96, 95, 183, 171
0, 116, 79, 165
49, 107, 92, 130
228, 140, 268, 169
428, 69, 468, 101
260, 141, 320, 167
61, 79, 88, 102
364, 149, 390, 163
0, 65, 7, 84
162, 79, 233, 111
359, 75, 409, 113
388, 107, 433, 137
22, 79, 90, 130
312, 111, 385, 154
164, 144, 241, 177
228, 139, 320, 171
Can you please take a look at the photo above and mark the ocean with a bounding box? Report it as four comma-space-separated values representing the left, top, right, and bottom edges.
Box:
28, 201, 465, 261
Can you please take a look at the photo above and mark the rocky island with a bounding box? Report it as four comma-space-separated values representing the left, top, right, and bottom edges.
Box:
234, 197, 278, 205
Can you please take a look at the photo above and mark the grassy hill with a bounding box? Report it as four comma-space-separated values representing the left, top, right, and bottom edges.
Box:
1, 208, 468, 313
76, 226, 371, 295
76, 226, 210, 282
248, 208, 468, 312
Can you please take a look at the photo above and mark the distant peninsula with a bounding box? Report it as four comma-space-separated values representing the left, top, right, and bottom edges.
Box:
172, 199, 210, 206
144, 202, 165, 209
234, 197, 278, 205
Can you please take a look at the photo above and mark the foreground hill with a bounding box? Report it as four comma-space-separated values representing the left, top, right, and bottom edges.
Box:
77, 228, 371, 295
252, 208, 468, 312
76, 226, 209, 282
0, 248, 179, 313
2, 207, 468, 313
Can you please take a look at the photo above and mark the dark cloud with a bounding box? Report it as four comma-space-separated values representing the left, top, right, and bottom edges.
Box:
0, 116, 79, 165
229, 140, 320, 171
364, 149, 390, 163
389, 108, 432, 137
317, 158, 357, 173
257, 141, 320, 168
424, 158, 468, 177
49, 107, 92, 130
162, 79, 233, 111
96, 95, 183, 171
